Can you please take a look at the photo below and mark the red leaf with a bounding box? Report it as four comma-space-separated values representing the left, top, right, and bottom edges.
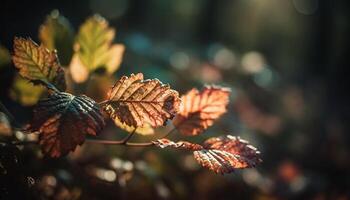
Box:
173, 86, 230, 136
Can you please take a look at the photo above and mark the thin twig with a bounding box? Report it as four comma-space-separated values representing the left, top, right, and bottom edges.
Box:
98, 100, 109, 106
120, 128, 136, 144
85, 139, 154, 147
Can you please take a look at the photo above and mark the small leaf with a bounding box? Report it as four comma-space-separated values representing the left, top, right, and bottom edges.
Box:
71, 15, 124, 77
0, 44, 11, 67
114, 118, 154, 135
9, 75, 46, 106
195, 135, 262, 174
173, 86, 230, 136
27, 91, 105, 157
39, 10, 74, 66
12, 37, 66, 91
0, 112, 12, 136
153, 135, 261, 174
103, 73, 180, 127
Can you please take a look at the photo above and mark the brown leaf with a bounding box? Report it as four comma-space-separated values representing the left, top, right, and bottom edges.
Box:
173, 86, 230, 136
153, 135, 261, 174
27, 92, 105, 157
103, 73, 180, 127
12, 37, 66, 91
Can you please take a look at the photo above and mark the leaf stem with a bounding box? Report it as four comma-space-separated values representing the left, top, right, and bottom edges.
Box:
98, 100, 109, 106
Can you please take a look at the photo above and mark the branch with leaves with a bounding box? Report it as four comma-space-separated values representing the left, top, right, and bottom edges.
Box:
0, 12, 261, 175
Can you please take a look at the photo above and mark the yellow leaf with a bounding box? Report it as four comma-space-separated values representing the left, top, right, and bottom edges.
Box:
114, 118, 154, 135
12, 37, 66, 91
69, 54, 89, 83
71, 15, 124, 77
105, 44, 125, 74
39, 10, 74, 66
10, 75, 46, 106
103, 73, 180, 127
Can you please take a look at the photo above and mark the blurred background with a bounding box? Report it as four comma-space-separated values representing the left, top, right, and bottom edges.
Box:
1, 0, 350, 199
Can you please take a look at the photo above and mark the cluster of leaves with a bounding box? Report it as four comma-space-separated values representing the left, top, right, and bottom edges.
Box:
3, 11, 261, 174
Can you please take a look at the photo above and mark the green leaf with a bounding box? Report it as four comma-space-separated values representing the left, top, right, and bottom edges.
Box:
39, 10, 74, 66
0, 44, 11, 67
12, 37, 66, 91
9, 75, 46, 106
71, 15, 124, 77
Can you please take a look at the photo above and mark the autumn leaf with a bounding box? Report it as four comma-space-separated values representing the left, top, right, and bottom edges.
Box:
173, 86, 230, 136
12, 37, 66, 91
39, 10, 74, 66
114, 118, 154, 135
10, 75, 46, 106
70, 14, 124, 79
103, 73, 180, 127
27, 91, 105, 157
153, 135, 261, 174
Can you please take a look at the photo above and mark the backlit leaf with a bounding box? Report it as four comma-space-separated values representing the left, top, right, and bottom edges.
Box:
27, 91, 105, 157
153, 135, 261, 174
12, 37, 66, 91
9, 75, 46, 106
114, 118, 154, 135
173, 86, 230, 136
39, 10, 74, 66
71, 15, 124, 77
103, 73, 180, 127
195, 135, 262, 174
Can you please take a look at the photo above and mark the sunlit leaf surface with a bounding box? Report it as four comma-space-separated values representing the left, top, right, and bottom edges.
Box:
153, 135, 261, 174
104, 73, 180, 127
12, 37, 66, 91
173, 86, 230, 136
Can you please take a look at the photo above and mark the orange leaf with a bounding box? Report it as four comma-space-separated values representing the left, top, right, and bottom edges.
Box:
27, 92, 105, 157
173, 86, 230, 136
103, 73, 180, 127
153, 135, 261, 174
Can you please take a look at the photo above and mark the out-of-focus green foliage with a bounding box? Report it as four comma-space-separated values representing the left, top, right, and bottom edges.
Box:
0, 44, 10, 67
39, 10, 74, 66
